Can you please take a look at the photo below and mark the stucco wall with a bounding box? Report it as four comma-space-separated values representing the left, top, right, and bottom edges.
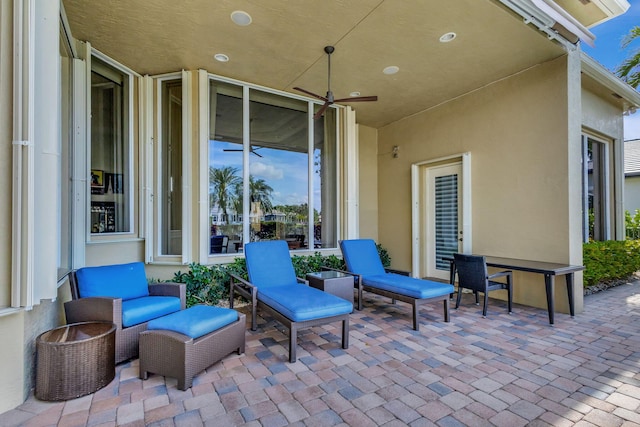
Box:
377, 56, 582, 313
624, 176, 640, 214
0, 0, 33, 413
357, 125, 378, 240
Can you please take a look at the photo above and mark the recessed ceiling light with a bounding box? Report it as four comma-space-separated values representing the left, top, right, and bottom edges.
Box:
439, 32, 457, 43
349, 91, 361, 97
230, 10, 252, 26
383, 66, 399, 75
214, 53, 229, 62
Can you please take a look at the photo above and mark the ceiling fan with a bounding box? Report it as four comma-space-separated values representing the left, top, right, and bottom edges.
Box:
294, 46, 378, 119
223, 146, 263, 157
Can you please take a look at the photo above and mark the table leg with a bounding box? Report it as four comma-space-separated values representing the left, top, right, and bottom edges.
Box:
544, 274, 555, 325
449, 261, 456, 299
565, 273, 575, 317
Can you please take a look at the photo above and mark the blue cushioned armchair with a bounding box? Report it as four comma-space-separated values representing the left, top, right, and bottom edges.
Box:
64, 262, 186, 363
229, 240, 352, 362
339, 239, 454, 330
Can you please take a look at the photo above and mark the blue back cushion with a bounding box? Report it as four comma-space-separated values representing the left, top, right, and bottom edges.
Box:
340, 239, 386, 277
76, 262, 150, 301
245, 240, 298, 288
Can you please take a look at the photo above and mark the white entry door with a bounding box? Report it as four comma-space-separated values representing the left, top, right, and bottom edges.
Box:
426, 163, 462, 280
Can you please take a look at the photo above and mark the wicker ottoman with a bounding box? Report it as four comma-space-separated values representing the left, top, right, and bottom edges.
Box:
139, 305, 245, 390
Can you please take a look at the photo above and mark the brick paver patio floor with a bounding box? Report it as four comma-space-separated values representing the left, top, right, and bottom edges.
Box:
2, 280, 639, 426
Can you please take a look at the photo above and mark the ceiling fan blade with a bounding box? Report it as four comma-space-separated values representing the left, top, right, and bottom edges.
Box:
293, 87, 328, 102
223, 148, 262, 157
313, 102, 330, 119
333, 95, 378, 103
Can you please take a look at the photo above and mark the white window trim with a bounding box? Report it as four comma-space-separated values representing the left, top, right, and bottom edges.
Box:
200, 75, 347, 262
87, 47, 139, 242
181, 70, 193, 262
198, 70, 209, 264
151, 72, 192, 264
582, 133, 611, 242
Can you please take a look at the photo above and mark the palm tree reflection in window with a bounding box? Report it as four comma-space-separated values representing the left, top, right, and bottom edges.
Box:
209, 167, 274, 232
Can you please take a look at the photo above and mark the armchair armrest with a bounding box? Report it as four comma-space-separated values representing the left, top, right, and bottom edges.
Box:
64, 296, 123, 329
229, 273, 257, 300
488, 270, 512, 280
229, 273, 259, 330
149, 282, 187, 309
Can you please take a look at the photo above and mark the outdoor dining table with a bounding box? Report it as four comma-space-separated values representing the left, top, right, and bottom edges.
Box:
444, 255, 585, 325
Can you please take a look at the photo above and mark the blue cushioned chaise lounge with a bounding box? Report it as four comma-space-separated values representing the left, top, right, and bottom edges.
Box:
230, 240, 352, 362
339, 239, 454, 331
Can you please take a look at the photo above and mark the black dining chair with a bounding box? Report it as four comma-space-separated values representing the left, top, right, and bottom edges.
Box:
453, 253, 512, 317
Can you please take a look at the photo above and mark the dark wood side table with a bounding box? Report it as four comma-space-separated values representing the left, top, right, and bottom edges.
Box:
306, 271, 354, 306
35, 321, 116, 401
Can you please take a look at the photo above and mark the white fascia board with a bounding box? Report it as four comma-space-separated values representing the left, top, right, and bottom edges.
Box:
581, 52, 640, 109
498, 0, 594, 47
530, 0, 596, 47
591, 0, 629, 20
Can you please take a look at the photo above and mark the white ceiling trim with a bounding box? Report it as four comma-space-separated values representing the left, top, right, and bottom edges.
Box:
498, 0, 595, 47
581, 52, 640, 111
531, 0, 596, 47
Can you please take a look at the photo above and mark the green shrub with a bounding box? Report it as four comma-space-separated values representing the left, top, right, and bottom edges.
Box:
171, 242, 392, 307
583, 239, 640, 287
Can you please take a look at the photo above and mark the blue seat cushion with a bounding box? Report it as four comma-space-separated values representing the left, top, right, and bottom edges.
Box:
121, 296, 182, 328
363, 273, 455, 299
76, 262, 150, 301
258, 285, 353, 322
147, 305, 239, 339
340, 239, 387, 277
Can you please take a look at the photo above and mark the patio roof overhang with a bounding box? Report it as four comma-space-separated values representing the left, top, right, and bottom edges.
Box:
62, 0, 630, 128
61, 0, 600, 128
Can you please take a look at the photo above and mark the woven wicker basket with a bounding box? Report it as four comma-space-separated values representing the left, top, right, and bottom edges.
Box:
35, 321, 116, 401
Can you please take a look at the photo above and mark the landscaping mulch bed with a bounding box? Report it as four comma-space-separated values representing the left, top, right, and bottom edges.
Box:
584, 273, 640, 296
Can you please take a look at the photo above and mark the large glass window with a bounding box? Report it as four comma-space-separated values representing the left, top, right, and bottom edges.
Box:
249, 90, 309, 250
209, 82, 244, 254
583, 136, 609, 241
59, 26, 73, 279
207, 79, 337, 255
161, 80, 183, 255
90, 57, 130, 234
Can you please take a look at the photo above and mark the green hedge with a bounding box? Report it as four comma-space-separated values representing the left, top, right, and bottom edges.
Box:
172, 244, 391, 307
173, 240, 640, 303
583, 239, 640, 287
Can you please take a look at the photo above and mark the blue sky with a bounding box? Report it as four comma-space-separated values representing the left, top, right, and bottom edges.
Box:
583, 0, 640, 139
210, 140, 319, 209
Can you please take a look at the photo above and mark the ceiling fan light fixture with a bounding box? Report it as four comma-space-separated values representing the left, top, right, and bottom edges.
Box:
439, 32, 457, 43
214, 53, 229, 62
383, 66, 399, 75
230, 10, 252, 26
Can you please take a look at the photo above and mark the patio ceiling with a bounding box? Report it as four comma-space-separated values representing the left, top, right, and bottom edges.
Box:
62, 0, 566, 128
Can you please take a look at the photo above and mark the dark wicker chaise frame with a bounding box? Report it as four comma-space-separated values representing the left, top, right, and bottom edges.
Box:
64, 271, 186, 364
139, 313, 246, 390
324, 267, 450, 331
229, 275, 349, 363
